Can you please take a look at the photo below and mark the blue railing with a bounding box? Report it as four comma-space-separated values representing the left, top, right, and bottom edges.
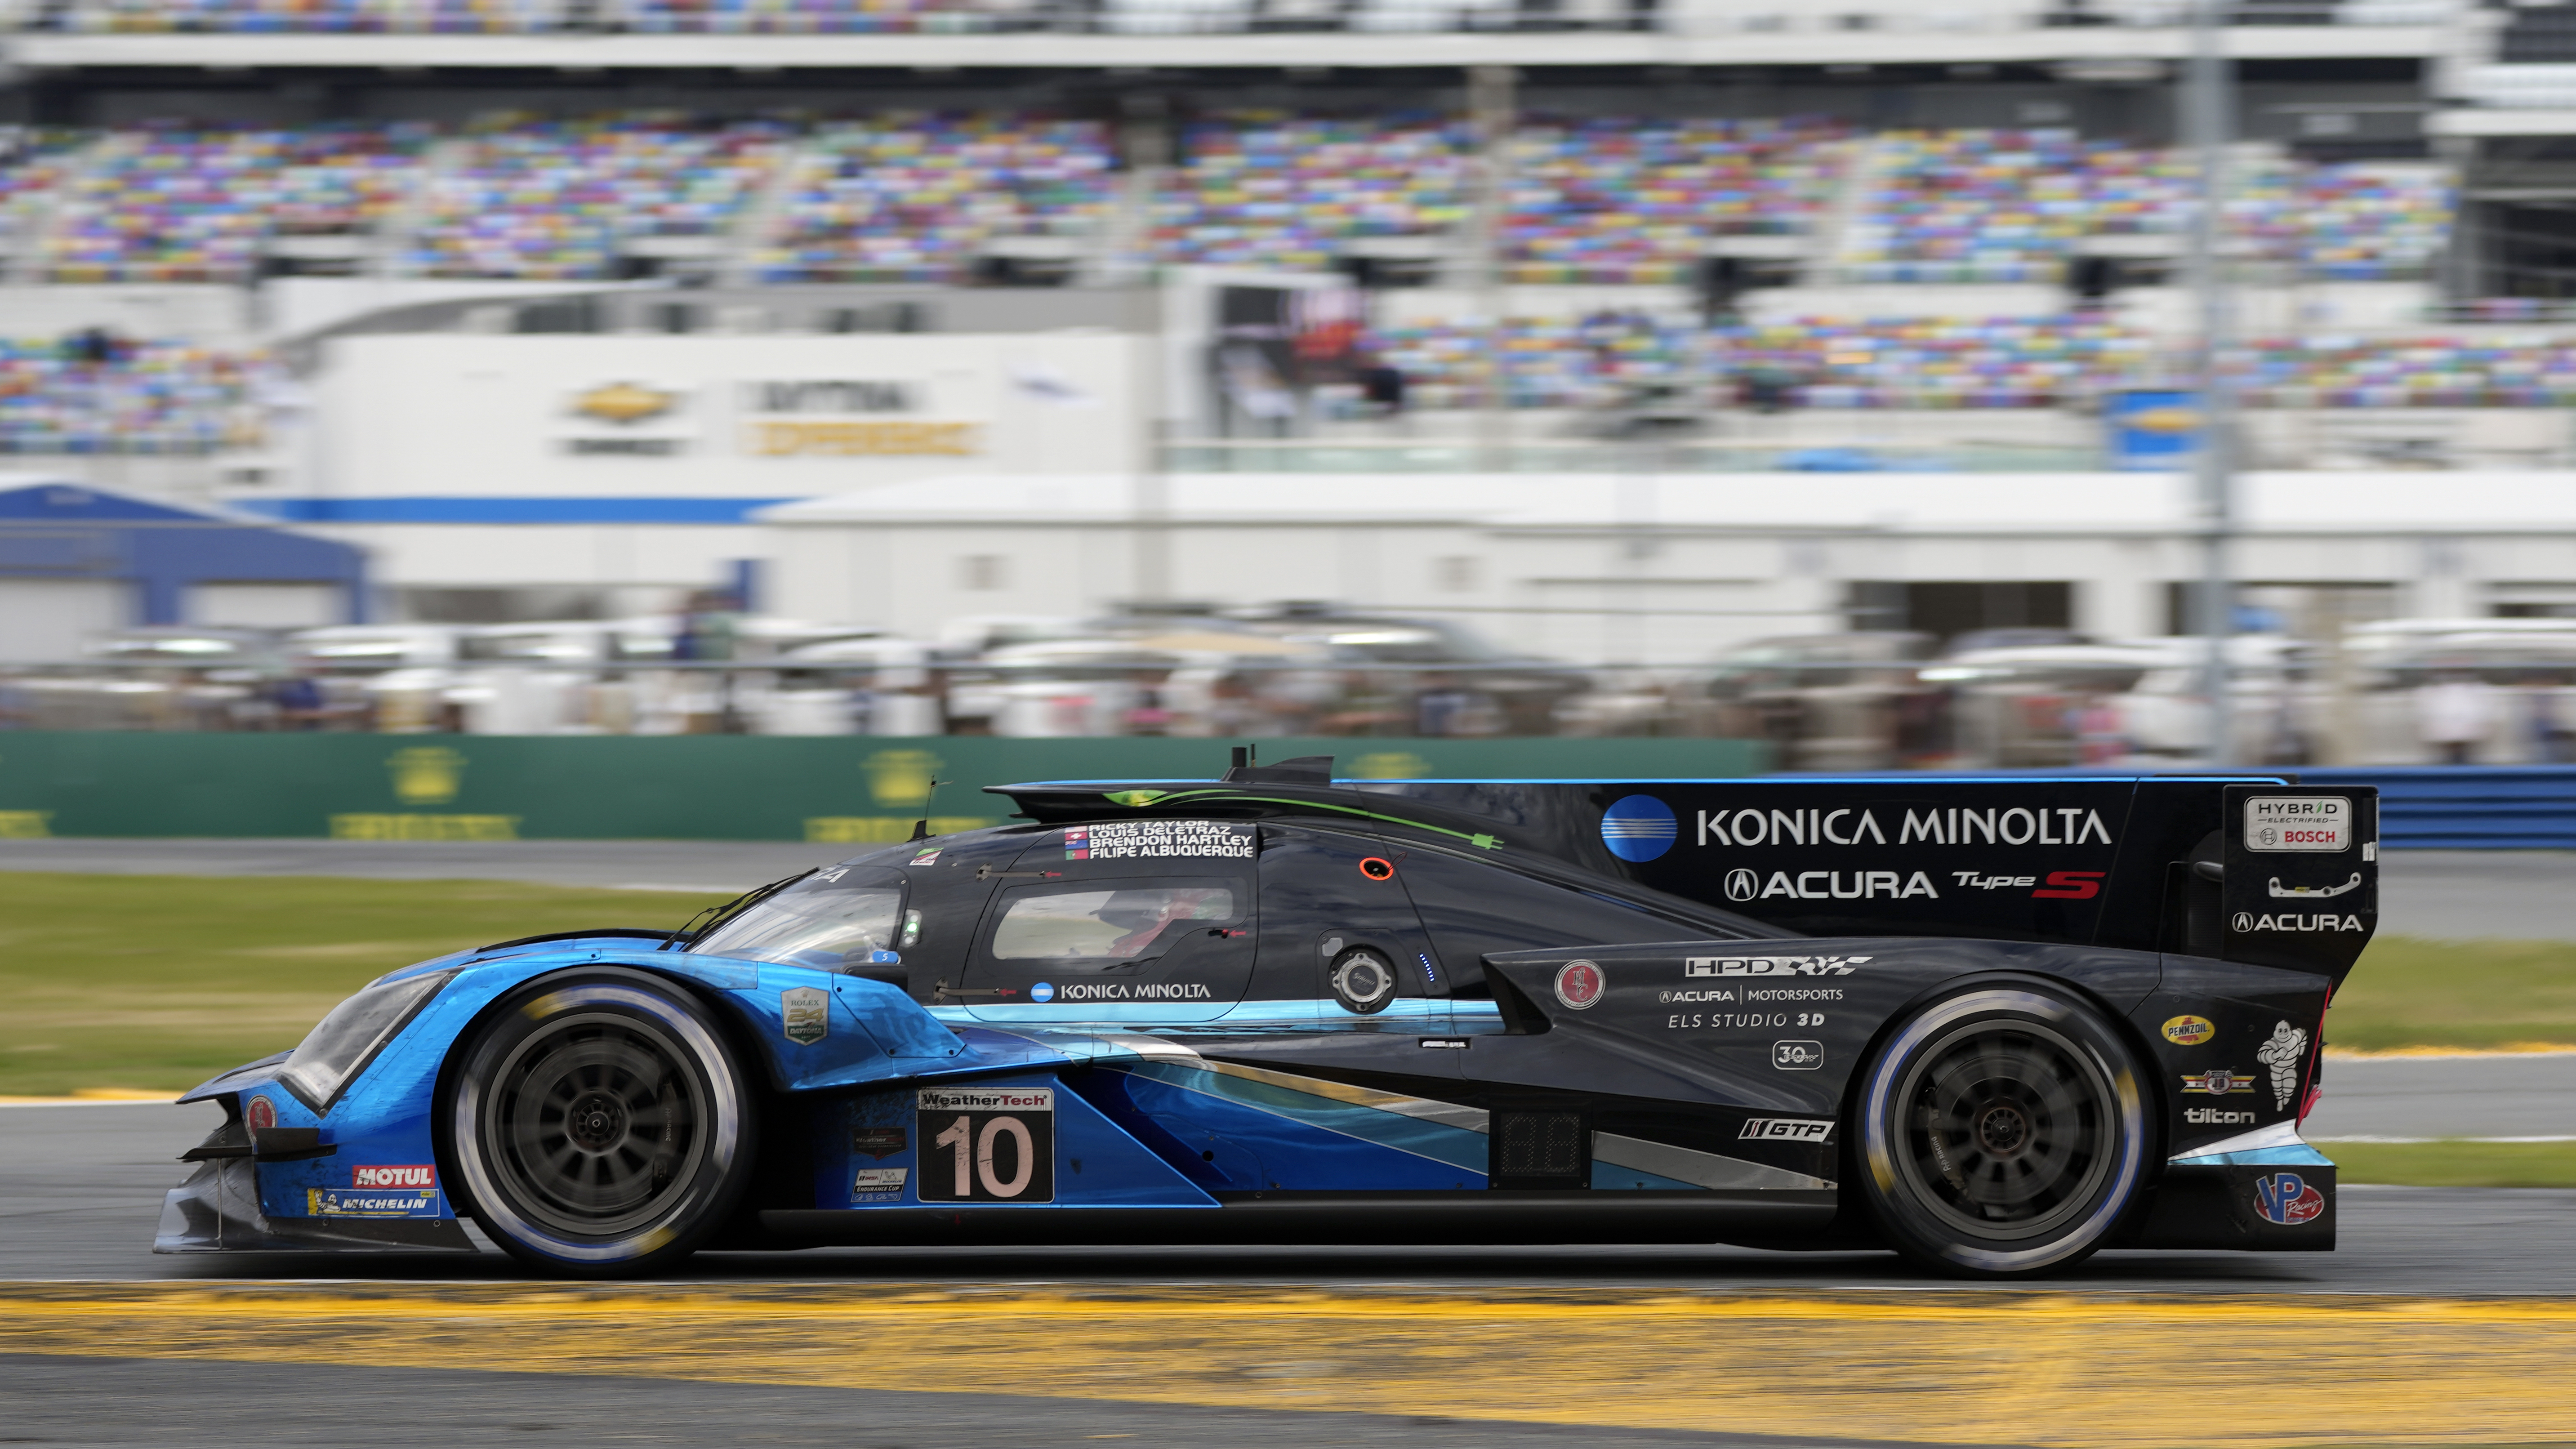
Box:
2300, 767, 2576, 851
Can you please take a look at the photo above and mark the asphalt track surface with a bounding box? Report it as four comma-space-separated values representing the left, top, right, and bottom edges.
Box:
3, 839, 2571, 942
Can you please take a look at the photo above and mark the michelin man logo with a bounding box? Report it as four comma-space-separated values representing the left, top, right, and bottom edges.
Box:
2255, 1018, 2309, 1111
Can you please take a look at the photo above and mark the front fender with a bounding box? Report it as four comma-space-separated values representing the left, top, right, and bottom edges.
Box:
164, 942, 1011, 1239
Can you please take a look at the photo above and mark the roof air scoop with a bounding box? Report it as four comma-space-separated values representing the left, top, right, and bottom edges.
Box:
1221, 749, 1334, 785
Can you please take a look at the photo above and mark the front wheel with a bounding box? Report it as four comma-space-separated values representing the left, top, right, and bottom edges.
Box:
446, 969, 757, 1277
1854, 985, 2149, 1278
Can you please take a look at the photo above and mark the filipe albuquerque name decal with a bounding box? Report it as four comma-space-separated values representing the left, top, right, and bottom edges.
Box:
1693, 805, 2115, 848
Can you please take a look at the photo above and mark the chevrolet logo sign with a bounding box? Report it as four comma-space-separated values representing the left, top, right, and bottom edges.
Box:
572, 382, 678, 425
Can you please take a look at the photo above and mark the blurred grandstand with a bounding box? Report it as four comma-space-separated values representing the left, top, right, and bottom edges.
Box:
1, 0, 2575, 765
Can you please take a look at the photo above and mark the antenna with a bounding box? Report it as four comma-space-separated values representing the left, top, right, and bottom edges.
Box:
909, 779, 951, 842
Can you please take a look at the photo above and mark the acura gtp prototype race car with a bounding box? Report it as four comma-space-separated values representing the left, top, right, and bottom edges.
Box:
160, 755, 2374, 1278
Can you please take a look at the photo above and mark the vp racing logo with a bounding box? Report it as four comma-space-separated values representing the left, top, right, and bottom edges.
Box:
1600, 795, 1678, 863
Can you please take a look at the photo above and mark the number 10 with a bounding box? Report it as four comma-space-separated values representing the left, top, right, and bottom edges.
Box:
933, 1113, 1038, 1199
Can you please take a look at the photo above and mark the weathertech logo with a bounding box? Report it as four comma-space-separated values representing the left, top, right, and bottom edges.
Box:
352, 1165, 437, 1190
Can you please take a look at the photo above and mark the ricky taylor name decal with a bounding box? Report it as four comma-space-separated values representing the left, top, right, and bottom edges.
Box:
1693, 805, 2115, 849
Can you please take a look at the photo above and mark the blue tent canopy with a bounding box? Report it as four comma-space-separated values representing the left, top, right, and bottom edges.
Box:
0, 480, 366, 625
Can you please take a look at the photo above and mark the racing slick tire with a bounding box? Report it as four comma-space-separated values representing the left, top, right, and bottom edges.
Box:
1854, 985, 2149, 1279
445, 969, 758, 1277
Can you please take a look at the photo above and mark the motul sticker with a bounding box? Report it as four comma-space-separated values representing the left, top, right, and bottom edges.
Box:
352, 1164, 436, 1190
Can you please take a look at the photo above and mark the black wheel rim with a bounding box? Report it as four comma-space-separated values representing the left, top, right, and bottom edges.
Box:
1891, 1018, 2116, 1242
485, 1011, 709, 1238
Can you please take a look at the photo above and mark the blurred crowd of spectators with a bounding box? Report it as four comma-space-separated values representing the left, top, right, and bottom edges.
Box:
0, 115, 2454, 285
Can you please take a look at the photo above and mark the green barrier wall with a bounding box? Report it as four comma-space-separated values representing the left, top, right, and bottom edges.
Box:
0, 734, 1769, 841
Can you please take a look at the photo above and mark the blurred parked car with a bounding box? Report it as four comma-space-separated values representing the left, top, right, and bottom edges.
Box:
13, 627, 294, 731
1225, 602, 1587, 736
1688, 632, 1939, 769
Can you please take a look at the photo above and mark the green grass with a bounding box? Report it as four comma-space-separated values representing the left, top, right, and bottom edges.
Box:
2327, 935, 2576, 1053
0, 873, 723, 1097
2321, 1140, 2576, 1189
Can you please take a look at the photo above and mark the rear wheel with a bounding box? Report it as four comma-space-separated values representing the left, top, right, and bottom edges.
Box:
1855, 985, 2148, 1277
446, 969, 756, 1277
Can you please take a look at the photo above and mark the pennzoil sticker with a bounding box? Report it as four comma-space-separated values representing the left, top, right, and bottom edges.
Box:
1064, 820, 1255, 861
782, 987, 829, 1046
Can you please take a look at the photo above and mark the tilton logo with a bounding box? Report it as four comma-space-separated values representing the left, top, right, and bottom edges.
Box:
1600, 795, 1678, 863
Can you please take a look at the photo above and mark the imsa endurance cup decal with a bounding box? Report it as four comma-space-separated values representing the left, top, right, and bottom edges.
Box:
915, 1087, 1056, 1203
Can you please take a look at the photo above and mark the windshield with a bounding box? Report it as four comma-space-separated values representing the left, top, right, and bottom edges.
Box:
691, 877, 904, 971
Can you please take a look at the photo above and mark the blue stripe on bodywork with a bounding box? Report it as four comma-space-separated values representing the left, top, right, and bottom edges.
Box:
1592, 1161, 1702, 1190
1113, 1068, 1487, 1191
1113, 1059, 1492, 1180
2174, 1142, 2336, 1169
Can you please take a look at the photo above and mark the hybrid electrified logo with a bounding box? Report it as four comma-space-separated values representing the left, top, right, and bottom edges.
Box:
1600, 795, 1679, 863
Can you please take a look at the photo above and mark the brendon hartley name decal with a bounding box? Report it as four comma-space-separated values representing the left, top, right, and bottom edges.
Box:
1694, 805, 2114, 849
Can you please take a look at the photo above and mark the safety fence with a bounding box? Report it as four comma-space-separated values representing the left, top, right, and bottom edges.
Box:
2298, 766, 2576, 850
0, 733, 1766, 841
1, 735, 2562, 846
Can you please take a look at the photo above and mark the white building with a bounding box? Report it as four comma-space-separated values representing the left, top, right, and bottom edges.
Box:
758, 469, 2576, 661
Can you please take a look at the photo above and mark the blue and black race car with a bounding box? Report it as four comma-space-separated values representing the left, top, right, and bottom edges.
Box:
159, 754, 2372, 1278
